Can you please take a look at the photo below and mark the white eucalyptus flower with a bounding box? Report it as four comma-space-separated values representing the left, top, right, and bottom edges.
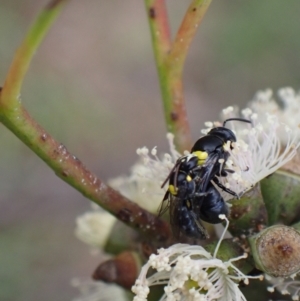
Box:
249, 87, 300, 144
132, 216, 263, 301
219, 110, 299, 196
219, 88, 300, 147
201, 100, 300, 197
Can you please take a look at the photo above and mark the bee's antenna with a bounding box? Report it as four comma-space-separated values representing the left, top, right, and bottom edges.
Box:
223, 118, 252, 127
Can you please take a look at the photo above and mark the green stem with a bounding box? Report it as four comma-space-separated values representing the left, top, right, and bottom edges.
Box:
145, 0, 212, 152
1, 0, 68, 109
144, 0, 171, 65
168, 0, 212, 79
0, 0, 171, 241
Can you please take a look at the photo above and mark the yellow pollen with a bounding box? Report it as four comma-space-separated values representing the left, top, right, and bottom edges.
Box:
186, 175, 192, 182
185, 279, 199, 290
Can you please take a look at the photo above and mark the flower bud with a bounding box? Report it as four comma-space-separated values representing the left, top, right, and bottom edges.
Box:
206, 238, 254, 275
75, 210, 116, 249
93, 251, 141, 289
248, 225, 300, 277
104, 220, 139, 254
228, 184, 267, 237
260, 169, 300, 225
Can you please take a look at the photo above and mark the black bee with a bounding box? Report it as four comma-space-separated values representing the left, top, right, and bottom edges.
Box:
159, 118, 251, 239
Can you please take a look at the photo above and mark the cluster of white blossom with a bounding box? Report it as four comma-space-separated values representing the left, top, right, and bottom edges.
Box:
217, 106, 299, 197
248, 88, 300, 145
132, 216, 263, 301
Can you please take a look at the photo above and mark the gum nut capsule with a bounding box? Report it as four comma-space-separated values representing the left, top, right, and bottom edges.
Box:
260, 169, 300, 225
248, 225, 300, 277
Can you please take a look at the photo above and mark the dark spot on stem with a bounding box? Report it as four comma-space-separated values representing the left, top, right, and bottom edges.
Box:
72, 155, 80, 162
40, 133, 48, 141
134, 223, 141, 229
149, 7, 156, 19
139, 210, 147, 220
61, 171, 68, 177
192, 7, 197, 12
117, 208, 132, 223
171, 112, 178, 121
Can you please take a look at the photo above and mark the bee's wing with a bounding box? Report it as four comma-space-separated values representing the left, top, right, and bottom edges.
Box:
158, 195, 184, 239
157, 190, 171, 217
159, 156, 188, 217
198, 152, 220, 192
169, 196, 182, 239
160, 158, 184, 189
189, 194, 209, 239
169, 196, 209, 240
190, 210, 209, 239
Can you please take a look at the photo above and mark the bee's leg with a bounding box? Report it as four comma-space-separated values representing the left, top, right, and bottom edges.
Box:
193, 191, 209, 197
221, 166, 250, 176
212, 177, 239, 199
220, 168, 235, 176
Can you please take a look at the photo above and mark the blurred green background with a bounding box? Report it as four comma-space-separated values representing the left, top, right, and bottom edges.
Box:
0, 1, 299, 300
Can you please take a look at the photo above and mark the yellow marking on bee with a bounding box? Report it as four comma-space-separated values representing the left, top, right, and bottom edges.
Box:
186, 200, 191, 208
168, 185, 177, 195
193, 151, 208, 165
198, 159, 206, 165
186, 175, 192, 182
